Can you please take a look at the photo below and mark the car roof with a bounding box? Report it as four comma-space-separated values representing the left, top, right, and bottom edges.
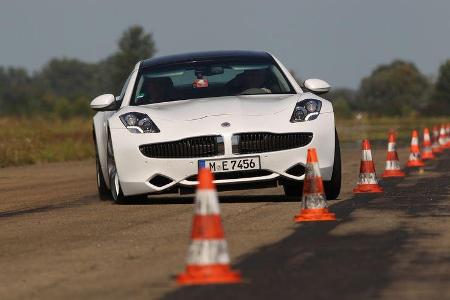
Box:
140, 50, 272, 69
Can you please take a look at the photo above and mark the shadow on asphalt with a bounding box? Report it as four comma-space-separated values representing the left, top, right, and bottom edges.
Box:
0, 195, 95, 218
125, 194, 296, 205
161, 153, 450, 300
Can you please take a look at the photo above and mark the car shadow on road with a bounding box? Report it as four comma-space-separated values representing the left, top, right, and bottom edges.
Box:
124, 194, 297, 205
0, 195, 96, 219
161, 153, 450, 300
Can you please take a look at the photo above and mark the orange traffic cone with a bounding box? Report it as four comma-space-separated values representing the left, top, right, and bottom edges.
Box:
406, 130, 425, 167
294, 148, 336, 222
177, 168, 241, 285
438, 125, 447, 149
421, 128, 435, 160
353, 139, 384, 193
431, 125, 442, 154
382, 133, 405, 178
446, 123, 450, 148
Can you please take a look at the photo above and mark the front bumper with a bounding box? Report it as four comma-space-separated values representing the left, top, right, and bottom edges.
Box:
110, 113, 335, 196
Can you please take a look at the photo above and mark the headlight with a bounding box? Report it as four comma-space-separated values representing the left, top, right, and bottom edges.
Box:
119, 112, 160, 133
290, 99, 322, 122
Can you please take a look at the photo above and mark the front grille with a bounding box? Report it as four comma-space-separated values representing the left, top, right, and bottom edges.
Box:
232, 132, 313, 154
139, 136, 224, 158
186, 169, 273, 181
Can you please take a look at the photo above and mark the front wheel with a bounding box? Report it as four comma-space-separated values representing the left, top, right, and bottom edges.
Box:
94, 128, 111, 201
323, 129, 342, 200
109, 170, 145, 204
107, 129, 144, 204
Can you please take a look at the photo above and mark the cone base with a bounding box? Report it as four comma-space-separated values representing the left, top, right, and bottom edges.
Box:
421, 152, 435, 160
432, 149, 443, 154
294, 208, 336, 222
177, 265, 242, 285
382, 170, 405, 178
353, 184, 384, 194
406, 160, 425, 167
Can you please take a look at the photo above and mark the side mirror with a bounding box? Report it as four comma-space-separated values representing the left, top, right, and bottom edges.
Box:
90, 94, 118, 111
303, 79, 330, 94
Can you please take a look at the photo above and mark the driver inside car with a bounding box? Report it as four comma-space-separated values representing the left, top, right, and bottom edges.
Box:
227, 69, 272, 95
137, 77, 177, 104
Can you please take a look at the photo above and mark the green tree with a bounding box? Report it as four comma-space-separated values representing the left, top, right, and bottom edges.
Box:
357, 60, 430, 116
38, 58, 99, 99
109, 25, 156, 93
325, 88, 357, 119
0, 67, 39, 115
428, 60, 450, 115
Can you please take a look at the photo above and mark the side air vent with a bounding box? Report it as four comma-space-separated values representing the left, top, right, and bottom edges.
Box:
149, 175, 173, 187
285, 164, 306, 177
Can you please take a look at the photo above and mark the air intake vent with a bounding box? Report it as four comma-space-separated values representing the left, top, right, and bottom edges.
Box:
232, 132, 313, 154
149, 175, 173, 187
140, 136, 224, 159
285, 164, 306, 177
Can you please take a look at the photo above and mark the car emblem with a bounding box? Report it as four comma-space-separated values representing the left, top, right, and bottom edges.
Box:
221, 122, 231, 127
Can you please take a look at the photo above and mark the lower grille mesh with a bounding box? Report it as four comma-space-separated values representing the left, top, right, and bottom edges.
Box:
186, 169, 273, 181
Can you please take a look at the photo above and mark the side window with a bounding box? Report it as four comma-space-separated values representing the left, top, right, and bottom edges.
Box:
116, 73, 133, 104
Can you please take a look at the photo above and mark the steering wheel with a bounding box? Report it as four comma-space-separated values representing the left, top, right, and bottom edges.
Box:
240, 88, 272, 95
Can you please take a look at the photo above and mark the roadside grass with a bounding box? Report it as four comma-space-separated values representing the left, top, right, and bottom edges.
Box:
336, 116, 449, 145
0, 116, 448, 168
0, 117, 94, 168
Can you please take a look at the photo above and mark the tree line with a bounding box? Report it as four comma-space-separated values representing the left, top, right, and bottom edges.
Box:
0, 26, 155, 118
328, 60, 450, 117
0, 25, 449, 118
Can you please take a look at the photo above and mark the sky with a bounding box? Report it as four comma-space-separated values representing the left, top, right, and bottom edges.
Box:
1, 0, 450, 89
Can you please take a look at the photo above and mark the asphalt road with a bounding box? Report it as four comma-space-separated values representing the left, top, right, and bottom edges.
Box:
1, 146, 449, 300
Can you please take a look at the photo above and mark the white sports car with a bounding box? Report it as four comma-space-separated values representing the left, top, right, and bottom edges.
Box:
91, 51, 341, 203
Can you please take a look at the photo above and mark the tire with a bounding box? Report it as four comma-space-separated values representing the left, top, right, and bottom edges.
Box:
324, 129, 342, 200
106, 129, 144, 204
94, 128, 111, 201
283, 180, 304, 197
109, 169, 144, 204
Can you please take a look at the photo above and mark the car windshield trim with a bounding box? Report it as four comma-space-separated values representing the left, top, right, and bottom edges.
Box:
130, 58, 296, 106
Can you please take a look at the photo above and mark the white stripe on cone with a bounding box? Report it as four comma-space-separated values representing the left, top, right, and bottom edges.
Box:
304, 162, 321, 180
409, 152, 421, 161
301, 160, 327, 210
194, 190, 220, 215
385, 160, 401, 170
361, 149, 373, 161
388, 142, 396, 152
187, 240, 230, 265
411, 137, 419, 145
439, 128, 446, 145
301, 193, 327, 209
432, 137, 440, 150
358, 173, 378, 184
423, 145, 432, 153
432, 129, 440, 149
446, 127, 450, 144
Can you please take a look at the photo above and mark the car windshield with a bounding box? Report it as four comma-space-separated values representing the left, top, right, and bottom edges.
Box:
131, 59, 295, 105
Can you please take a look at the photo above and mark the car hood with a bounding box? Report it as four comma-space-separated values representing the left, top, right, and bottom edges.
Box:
136, 95, 298, 121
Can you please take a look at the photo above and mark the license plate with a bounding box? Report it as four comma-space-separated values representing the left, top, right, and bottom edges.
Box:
199, 156, 260, 173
